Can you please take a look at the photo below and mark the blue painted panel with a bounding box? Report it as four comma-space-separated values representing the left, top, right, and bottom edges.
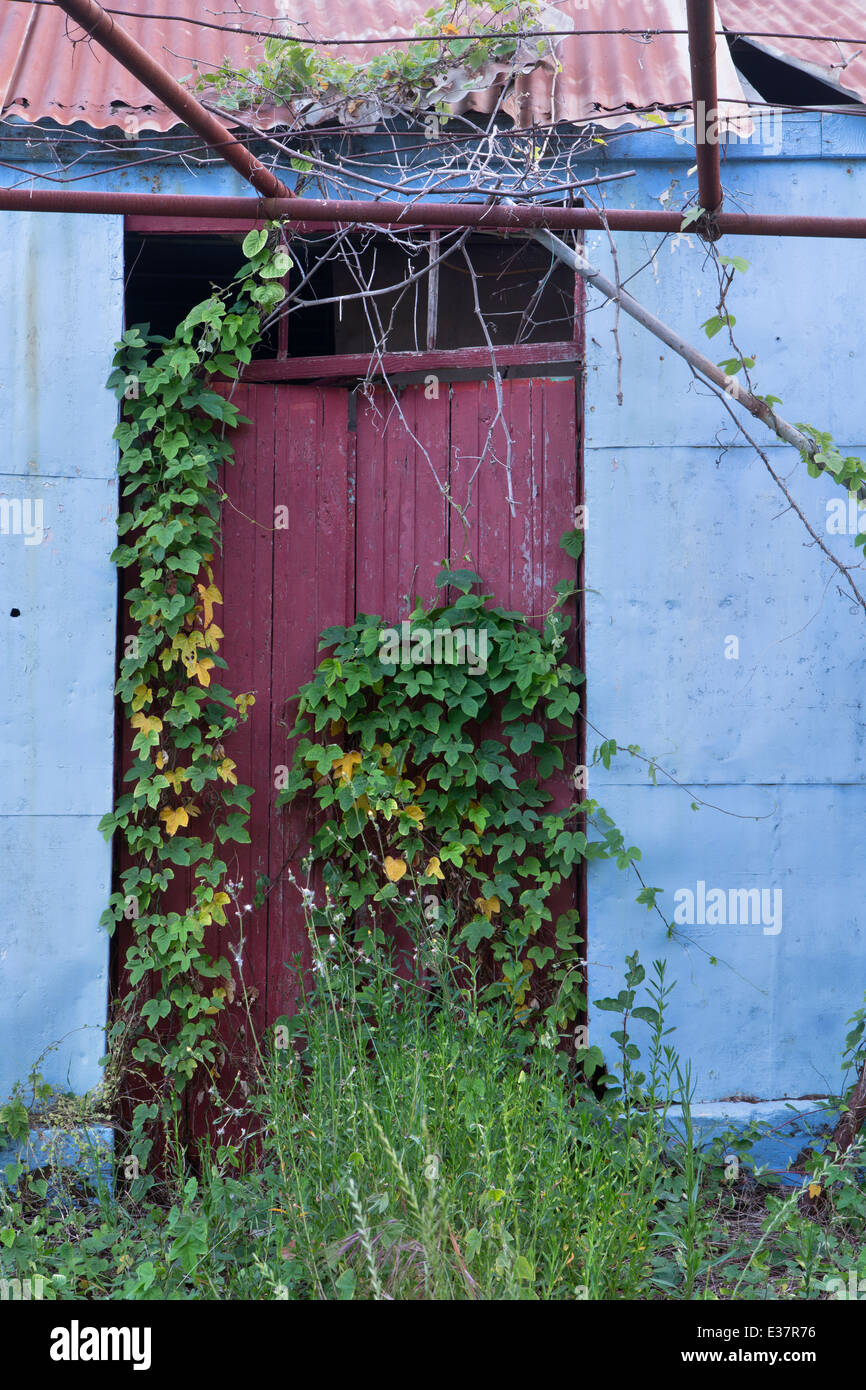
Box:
0, 476, 117, 815
0, 213, 123, 479
587, 786, 865, 1103
585, 444, 866, 786
581, 121, 866, 1103
0, 214, 121, 1102
583, 167, 866, 451
0, 816, 111, 1101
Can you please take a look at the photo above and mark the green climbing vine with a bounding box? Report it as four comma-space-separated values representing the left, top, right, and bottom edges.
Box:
195, 0, 556, 128
275, 565, 655, 1056
98, 225, 288, 1157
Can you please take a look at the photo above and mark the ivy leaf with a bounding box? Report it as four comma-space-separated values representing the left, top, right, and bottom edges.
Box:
680, 205, 705, 230
718, 253, 750, 274
241, 228, 268, 257
260, 250, 293, 280
216, 812, 251, 844
383, 856, 407, 883
188, 656, 215, 687
560, 528, 583, 559
160, 804, 198, 837
216, 757, 238, 785
131, 713, 163, 738
435, 567, 481, 594
507, 722, 543, 755
196, 582, 222, 626
701, 313, 735, 339
461, 915, 494, 950
131, 684, 152, 712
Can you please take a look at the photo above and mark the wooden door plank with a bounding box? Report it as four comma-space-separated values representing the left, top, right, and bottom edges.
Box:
267, 385, 354, 1023
355, 386, 449, 617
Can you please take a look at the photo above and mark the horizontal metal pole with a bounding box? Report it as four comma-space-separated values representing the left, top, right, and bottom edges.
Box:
2, 188, 866, 238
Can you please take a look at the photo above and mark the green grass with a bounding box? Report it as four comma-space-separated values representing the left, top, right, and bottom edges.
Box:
2, 937, 865, 1300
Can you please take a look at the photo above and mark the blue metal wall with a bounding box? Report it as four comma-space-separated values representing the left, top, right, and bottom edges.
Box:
0, 210, 122, 1101
583, 114, 866, 1102
0, 147, 251, 1106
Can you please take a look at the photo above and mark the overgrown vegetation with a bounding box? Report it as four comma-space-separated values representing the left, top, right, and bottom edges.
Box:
6, 18, 866, 1296
273, 566, 660, 1056
2, 932, 865, 1301
95, 226, 292, 1174
195, 0, 557, 130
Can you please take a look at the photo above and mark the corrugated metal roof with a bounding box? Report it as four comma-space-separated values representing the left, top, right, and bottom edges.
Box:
0, 0, 752, 134
5, 0, 864, 138
717, 0, 866, 102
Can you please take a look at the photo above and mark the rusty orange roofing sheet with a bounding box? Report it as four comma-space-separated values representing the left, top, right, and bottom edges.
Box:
717, 0, 866, 102
0, 0, 756, 133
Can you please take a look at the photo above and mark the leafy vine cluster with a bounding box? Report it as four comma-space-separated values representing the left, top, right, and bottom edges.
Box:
99, 226, 289, 1166
194, 0, 557, 129
99, 215, 659, 1153
277, 567, 653, 1060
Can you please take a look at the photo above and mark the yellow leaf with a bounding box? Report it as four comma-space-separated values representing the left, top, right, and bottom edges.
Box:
131, 683, 152, 712
196, 581, 223, 628
402, 804, 425, 826
808, 1182, 822, 1199
210, 891, 231, 925
190, 656, 215, 687
160, 805, 189, 837
384, 856, 407, 883
155, 750, 168, 770
332, 750, 362, 783
174, 630, 205, 662
202, 623, 224, 652
217, 756, 238, 785
425, 856, 444, 880
475, 895, 501, 921
441, 22, 459, 33
131, 712, 163, 738
159, 802, 199, 837
163, 767, 187, 793
236, 692, 256, 716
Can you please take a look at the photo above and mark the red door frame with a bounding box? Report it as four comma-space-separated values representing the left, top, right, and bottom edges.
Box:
124, 215, 584, 382
116, 221, 588, 1129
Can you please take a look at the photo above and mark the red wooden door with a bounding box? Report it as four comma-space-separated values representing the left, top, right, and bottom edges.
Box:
116, 372, 580, 1148
212, 375, 581, 1032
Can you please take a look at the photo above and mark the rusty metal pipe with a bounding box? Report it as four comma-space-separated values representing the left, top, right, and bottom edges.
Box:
51, 0, 291, 199
686, 0, 724, 215
3, 188, 866, 239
